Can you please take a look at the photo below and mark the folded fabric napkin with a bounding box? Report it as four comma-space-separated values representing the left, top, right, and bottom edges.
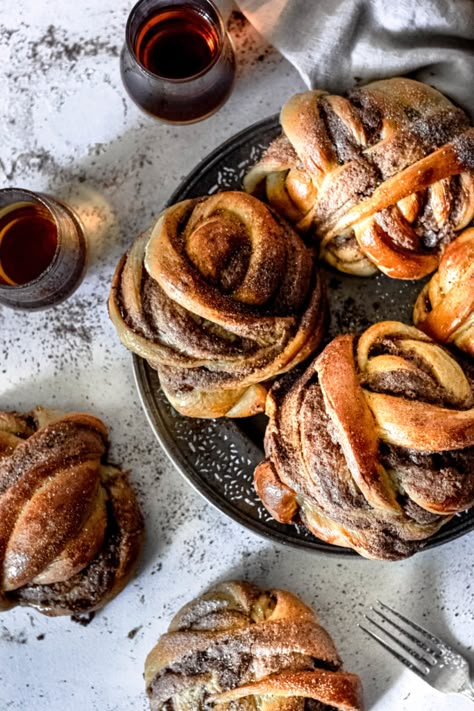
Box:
234, 0, 474, 116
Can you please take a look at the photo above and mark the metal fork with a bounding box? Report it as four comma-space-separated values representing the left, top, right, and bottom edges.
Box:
360, 600, 474, 704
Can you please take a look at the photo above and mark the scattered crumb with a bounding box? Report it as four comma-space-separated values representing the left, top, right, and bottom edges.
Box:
127, 626, 142, 639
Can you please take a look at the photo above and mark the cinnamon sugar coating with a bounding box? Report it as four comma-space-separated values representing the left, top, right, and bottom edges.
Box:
0, 407, 144, 616
109, 191, 326, 418
414, 226, 474, 356
255, 322, 474, 560
145, 580, 364, 710
245, 78, 474, 279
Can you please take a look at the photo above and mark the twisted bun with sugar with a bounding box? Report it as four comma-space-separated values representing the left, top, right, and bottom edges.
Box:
414, 227, 474, 356
109, 191, 325, 418
145, 579, 364, 710
245, 78, 474, 278
255, 322, 474, 560
0, 407, 144, 616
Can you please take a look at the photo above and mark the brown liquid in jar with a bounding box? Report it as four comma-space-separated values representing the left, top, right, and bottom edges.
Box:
135, 5, 219, 79
0, 204, 58, 285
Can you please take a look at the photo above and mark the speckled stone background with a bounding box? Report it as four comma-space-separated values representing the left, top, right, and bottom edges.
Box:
1, 2, 473, 709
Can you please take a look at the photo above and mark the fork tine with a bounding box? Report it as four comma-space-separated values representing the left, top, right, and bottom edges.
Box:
372, 606, 439, 662
376, 600, 450, 655
359, 623, 429, 677
363, 615, 432, 671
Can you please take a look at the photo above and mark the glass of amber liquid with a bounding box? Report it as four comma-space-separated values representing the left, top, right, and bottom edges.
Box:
120, 0, 236, 123
0, 188, 87, 310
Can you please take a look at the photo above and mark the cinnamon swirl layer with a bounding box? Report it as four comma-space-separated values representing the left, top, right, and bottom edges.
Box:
414, 226, 474, 356
145, 580, 364, 710
255, 322, 474, 560
109, 191, 325, 418
0, 407, 144, 616
245, 78, 474, 278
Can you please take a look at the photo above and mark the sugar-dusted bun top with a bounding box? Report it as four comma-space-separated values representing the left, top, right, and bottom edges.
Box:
109, 191, 326, 418
245, 78, 474, 278
0, 407, 144, 616
145, 579, 364, 710
414, 226, 474, 357
255, 321, 474, 560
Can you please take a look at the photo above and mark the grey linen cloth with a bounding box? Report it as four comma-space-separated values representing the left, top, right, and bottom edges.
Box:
234, 0, 474, 116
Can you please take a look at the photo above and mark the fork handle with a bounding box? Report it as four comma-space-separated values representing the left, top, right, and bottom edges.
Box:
460, 684, 474, 703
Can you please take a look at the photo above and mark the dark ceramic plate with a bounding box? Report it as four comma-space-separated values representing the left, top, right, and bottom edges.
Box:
133, 115, 474, 556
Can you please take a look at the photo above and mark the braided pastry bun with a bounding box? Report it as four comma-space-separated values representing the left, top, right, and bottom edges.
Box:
145, 580, 364, 710
255, 322, 474, 560
244, 78, 474, 278
109, 191, 325, 418
0, 407, 144, 616
414, 227, 474, 356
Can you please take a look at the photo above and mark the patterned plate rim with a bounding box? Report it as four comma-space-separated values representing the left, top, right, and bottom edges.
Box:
132, 356, 355, 554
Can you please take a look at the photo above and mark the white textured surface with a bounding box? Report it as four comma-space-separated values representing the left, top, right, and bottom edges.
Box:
1, 2, 473, 710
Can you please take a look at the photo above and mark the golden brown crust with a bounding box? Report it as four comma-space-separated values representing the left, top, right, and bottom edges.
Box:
255, 321, 474, 560
144, 580, 364, 710
414, 226, 474, 356
213, 670, 364, 710
0, 407, 144, 616
245, 78, 474, 278
254, 460, 298, 523
109, 191, 326, 418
